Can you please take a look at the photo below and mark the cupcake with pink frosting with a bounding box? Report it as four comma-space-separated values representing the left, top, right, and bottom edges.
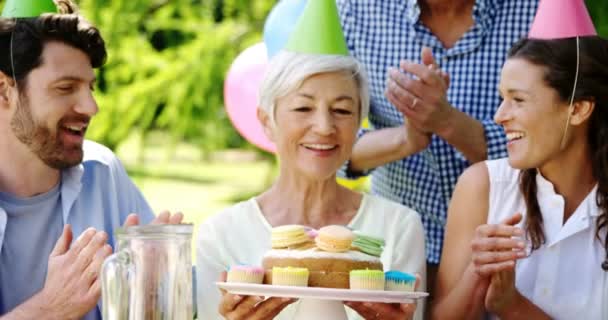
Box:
226, 265, 265, 284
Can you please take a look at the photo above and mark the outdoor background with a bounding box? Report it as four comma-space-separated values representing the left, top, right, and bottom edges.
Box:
1, 0, 607, 255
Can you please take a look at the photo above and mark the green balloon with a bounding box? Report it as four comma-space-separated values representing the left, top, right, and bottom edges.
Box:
284, 0, 349, 56
1, 0, 57, 18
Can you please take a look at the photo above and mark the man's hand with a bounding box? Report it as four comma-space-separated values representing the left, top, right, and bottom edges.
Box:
123, 210, 184, 227
387, 47, 453, 135
387, 46, 488, 163
404, 118, 432, 154
34, 225, 112, 320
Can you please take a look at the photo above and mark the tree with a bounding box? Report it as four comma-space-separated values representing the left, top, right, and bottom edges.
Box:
77, 0, 276, 152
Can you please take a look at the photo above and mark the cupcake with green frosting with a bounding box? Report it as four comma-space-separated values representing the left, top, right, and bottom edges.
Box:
271, 267, 309, 287
349, 269, 385, 290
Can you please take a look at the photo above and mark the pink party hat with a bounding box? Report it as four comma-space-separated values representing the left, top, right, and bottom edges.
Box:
529, 0, 596, 39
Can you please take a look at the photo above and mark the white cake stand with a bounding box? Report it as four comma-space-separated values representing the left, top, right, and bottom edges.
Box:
216, 282, 428, 320
294, 298, 347, 320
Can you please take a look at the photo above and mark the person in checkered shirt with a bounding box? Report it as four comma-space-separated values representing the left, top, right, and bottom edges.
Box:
336, 0, 538, 300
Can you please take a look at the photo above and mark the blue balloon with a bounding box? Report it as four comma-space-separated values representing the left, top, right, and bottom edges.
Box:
263, 0, 307, 58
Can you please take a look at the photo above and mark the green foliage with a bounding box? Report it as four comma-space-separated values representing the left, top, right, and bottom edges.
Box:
587, 0, 608, 36
54, 0, 275, 152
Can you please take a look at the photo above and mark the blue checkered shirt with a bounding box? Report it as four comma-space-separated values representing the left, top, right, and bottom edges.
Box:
337, 0, 538, 263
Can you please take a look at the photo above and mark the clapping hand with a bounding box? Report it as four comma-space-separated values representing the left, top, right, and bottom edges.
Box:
38, 225, 112, 319
123, 210, 184, 227
470, 213, 527, 315
470, 213, 527, 277
386, 47, 452, 135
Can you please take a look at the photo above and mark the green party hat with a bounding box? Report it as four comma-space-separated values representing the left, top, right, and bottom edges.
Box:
2, 0, 57, 18
284, 0, 349, 55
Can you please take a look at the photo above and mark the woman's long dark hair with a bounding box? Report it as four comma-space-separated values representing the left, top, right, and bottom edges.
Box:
508, 36, 608, 270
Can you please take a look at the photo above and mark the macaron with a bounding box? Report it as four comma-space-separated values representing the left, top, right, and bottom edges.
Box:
352, 231, 384, 257
271, 225, 311, 249
315, 225, 354, 253
384, 270, 416, 291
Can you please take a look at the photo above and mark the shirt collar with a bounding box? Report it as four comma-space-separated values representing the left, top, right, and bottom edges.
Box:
403, 0, 500, 25
536, 172, 601, 218
60, 163, 84, 222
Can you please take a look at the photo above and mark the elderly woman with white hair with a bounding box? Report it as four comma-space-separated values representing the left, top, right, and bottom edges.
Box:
196, 50, 426, 320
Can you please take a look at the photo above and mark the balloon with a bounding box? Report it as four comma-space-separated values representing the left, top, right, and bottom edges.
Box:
263, 0, 307, 58
224, 42, 276, 153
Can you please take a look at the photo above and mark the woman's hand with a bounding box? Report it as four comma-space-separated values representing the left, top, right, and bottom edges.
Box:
344, 275, 420, 320
217, 272, 296, 320
470, 213, 527, 277
344, 301, 417, 320
469, 213, 527, 316
485, 269, 519, 315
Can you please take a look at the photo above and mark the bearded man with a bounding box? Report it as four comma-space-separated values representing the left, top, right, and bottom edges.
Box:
0, 1, 181, 319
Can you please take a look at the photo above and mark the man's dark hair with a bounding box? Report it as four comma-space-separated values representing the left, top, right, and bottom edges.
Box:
0, 0, 106, 90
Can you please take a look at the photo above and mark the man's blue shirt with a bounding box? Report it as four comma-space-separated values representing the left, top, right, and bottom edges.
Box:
337, 0, 538, 263
0, 140, 155, 319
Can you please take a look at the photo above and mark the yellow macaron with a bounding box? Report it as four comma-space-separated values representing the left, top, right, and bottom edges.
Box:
271, 224, 311, 248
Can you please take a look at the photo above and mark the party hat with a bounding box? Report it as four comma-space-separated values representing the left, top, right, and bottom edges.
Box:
1, 0, 57, 18
529, 0, 596, 39
284, 0, 349, 55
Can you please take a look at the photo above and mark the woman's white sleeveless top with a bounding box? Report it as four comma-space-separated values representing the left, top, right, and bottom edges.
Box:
485, 158, 607, 320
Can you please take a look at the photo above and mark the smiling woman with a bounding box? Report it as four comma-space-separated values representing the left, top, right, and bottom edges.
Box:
196, 1, 426, 319
432, 35, 608, 320
196, 50, 426, 320
257, 51, 368, 183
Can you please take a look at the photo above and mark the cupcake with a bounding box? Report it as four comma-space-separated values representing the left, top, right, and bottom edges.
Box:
271, 267, 309, 286
349, 269, 385, 290
226, 265, 265, 284
384, 271, 416, 291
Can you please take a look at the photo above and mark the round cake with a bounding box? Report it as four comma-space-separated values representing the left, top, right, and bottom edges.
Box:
262, 225, 383, 289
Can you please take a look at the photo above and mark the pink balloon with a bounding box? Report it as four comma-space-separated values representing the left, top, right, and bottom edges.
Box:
224, 42, 276, 153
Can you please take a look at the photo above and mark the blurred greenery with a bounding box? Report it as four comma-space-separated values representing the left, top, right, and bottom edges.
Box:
587, 0, 608, 36
77, 0, 277, 155
0, 0, 278, 154
115, 131, 273, 259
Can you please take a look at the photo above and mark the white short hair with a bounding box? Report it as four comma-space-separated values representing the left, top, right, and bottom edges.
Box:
258, 50, 370, 124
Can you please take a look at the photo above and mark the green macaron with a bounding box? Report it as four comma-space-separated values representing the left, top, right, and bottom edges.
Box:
352, 231, 384, 257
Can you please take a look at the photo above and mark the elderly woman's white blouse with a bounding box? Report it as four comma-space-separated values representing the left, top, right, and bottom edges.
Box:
196, 194, 426, 320
486, 158, 608, 320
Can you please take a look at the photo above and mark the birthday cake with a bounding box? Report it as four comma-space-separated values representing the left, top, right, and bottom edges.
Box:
261, 225, 384, 289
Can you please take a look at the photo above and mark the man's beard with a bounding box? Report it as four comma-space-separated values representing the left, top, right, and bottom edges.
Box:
10, 96, 85, 170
